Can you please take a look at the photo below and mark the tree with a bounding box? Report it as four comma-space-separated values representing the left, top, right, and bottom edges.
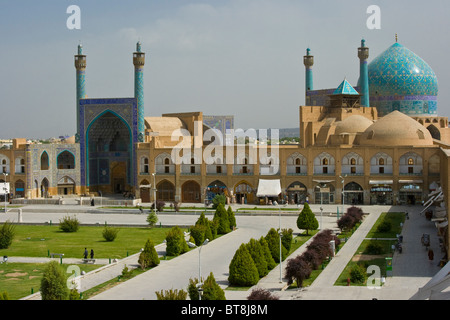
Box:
228, 244, 259, 286
190, 224, 207, 246
281, 228, 293, 252
102, 226, 119, 242
301, 249, 322, 270
188, 272, 227, 300
138, 238, 160, 269
265, 228, 287, 263
59, 215, 80, 233
155, 288, 187, 300
0, 220, 16, 249
213, 203, 231, 234
247, 287, 279, 300
285, 255, 311, 288
297, 203, 318, 235
212, 194, 227, 209
246, 238, 268, 278
165, 226, 189, 256
227, 206, 236, 230
146, 210, 158, 227
40, 261, 69, 300
259, 236, 276, 270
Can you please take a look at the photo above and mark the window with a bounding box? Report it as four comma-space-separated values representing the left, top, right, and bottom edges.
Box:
323, 158, 328, 166
350, 158, 356, 165
190, 166, 196, 174
143, 157, 149, 173
323, 167, 328, 174
296, 166, 301, 174
20, 159, 25, 173
242, 166, 248, 174
408, 167, 414, 174
164, 158, 170, 173
351, 166, 356, 174
216, 166, 222, 174
408, 158, 414, 165
41, 152, 49, 170
379, 167, 384, 174
379, 158, 385, 166
295, 158, 301, 166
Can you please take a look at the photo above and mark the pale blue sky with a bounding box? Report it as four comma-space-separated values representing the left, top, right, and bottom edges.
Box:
1, 0, 449, 138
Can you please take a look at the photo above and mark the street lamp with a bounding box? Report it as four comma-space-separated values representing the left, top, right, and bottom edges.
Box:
2, 173, 8, 213
315, 184, 323, 230
278, 202, 287, 283
339, 175, 347, 220
151, 173, 156, 212
198, 239, 209, 300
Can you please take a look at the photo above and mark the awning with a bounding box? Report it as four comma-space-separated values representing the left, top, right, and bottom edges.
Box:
256, 179, 281, 197
140, 184, 152, 188
399, 180, 423, 184
369, 180, 393, 185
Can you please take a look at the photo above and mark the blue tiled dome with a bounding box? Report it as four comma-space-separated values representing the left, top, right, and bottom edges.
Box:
367, 42, 438, 116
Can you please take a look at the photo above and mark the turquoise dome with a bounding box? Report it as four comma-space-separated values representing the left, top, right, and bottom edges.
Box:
367, 42, 438, 116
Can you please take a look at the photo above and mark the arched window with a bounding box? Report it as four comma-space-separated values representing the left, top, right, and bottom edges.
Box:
41, 152, 49, 170
379, 158, 384, 166
57, 151, 75, 169
408, 158, 414, 165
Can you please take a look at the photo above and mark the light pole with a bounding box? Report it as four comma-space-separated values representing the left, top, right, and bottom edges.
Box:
198, 239, 209, 300
2, 173, 7, 213
315, 184, 323, 230
339, 175, 346, 219
278, 203, 287, 283
151, 172, 156, 212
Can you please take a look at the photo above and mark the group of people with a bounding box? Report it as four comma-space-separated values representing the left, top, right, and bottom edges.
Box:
83, 248, 94, 260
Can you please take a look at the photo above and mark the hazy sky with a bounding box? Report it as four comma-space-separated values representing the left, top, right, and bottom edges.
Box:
1, 0, 449, 139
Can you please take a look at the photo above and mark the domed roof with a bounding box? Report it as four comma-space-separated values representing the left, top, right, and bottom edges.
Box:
335, 115, 373, 135
368, 42, 438, 97
359, 111, 433, 146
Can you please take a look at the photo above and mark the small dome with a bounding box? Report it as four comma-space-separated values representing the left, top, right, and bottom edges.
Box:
360, 111, 433, 146
335, 115, 373, 135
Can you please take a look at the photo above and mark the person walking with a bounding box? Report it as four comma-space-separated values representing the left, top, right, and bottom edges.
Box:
90, 249, 94, 260
83, 248, 88, 259
428, 249, 434, 264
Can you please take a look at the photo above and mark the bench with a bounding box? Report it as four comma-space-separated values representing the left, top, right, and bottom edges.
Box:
50, 253, 64, 258
82, 259, 96, 264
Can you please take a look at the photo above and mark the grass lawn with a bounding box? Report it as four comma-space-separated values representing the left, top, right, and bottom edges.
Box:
334, 212, 405, 286
0, 225, 185, 259
0, 262, 99, 300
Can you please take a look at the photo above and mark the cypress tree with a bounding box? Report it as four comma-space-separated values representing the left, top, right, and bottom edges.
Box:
214, 203, 231, 234
138, 238, 160, 269
265, 228, 287, 263
297, 203, 319, 235
40, 261, 69, 300
246, 238, 268, 278
227, 206, 236, 230
259, 236, 276, 270
228, 244, 259, 286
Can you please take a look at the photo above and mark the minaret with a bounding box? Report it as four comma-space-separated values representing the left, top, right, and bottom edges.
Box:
133, 41, 145, 141
358, 39, 370, 107
74, 43, 86, 137
303, 48, 314, 93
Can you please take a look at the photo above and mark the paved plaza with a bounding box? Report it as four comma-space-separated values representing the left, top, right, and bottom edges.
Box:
0, 203, 445, 300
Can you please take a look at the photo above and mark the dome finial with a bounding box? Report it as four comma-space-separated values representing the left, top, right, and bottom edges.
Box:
395, 33, 398, 43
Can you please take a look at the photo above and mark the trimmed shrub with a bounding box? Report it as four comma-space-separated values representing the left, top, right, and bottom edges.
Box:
246, 238, 268, 278
202, 272, 226, 300
365, 242, 384, 255
212, 194, 227, 209
228, 244, 259, 286
297, 203, 318, 235
347, 207, 364, 224
165, 226, 189, 256
281, 228, 294, 252
259, 236, 276, 270
376, 220, 392, 233
285, 256, 311, 288
306, 240, 332, 261
247, 287, 279, 300
138, 238, 160, 269
265, 228, 287, 263
0, 291, 10, 300
337, 214, 355, 232
146, 211, 158, 227
301, 249, 322, 270
213, 203, 231, 234
227, 206, 236, 230
350, 264, 367, 284
0, 220, 16, 249
155, 288, 187, 300
59, 215, 80, 233
40, 261, 69, 300
102, 226, 119, 242
195, 212, 214, 241
190, 224, 207, 246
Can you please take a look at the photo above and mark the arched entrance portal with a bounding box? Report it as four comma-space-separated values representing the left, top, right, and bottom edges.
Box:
182, 181, 201, 203
343, 182, 364, 205
87, 111, 132, 195
41, 178, 49, 198
234, 182, 254, 205
157, 180, 175, 202
139, 179, 151, 203
206, 180, 229, 203
57, 176, 76, 195
287, 182, 308, 205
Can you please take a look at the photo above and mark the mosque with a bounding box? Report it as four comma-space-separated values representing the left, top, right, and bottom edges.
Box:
0, 36, 449, 257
